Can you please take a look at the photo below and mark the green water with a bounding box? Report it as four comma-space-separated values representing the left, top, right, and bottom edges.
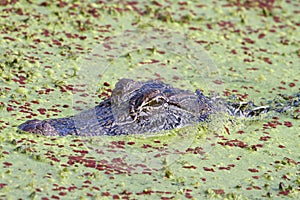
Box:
0, 1, 299, 199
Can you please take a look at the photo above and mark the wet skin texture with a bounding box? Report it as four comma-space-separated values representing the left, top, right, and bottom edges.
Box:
18, 79, 298, 136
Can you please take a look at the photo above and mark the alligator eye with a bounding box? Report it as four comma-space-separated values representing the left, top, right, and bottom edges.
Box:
147, 97, 165, 107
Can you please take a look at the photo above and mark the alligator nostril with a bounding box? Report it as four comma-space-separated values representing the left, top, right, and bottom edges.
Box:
36, 123, 44, 131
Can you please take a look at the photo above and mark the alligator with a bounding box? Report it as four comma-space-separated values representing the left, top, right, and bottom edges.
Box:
18, 78, 299, 136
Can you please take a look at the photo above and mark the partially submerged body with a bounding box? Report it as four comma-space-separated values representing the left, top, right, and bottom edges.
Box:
18, 79, 298, 136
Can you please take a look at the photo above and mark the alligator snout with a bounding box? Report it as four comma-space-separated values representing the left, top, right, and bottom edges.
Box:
18, 119, 59, 136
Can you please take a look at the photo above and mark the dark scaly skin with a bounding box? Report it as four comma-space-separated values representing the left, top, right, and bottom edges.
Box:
19, 79, 214, 136
18, 79, 299, 136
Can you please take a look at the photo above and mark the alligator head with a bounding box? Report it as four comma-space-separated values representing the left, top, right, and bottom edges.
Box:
18, 78, 214, 136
